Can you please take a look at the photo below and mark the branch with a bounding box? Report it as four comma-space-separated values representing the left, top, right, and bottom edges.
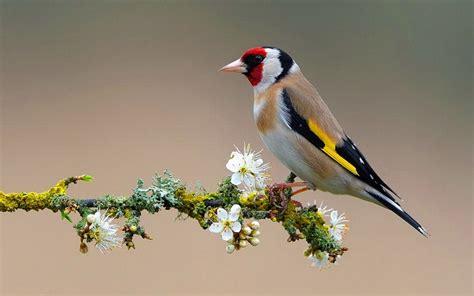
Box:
0, 147, 349, 270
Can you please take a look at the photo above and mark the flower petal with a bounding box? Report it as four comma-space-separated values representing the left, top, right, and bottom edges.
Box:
310, 251, 330, 269
217, 208, 228, 221
226, 153, 245, 173
231, 221, 241, 233
255, 175, 266, 189
229, 204, 241, 221
330, 210, 338, 222
231, 173, 242, 186
209, 222, 224, 233
243, 175, 255, 187
230, 204, 241, 215
229, 213, 239, 222
221, 228, 233, 241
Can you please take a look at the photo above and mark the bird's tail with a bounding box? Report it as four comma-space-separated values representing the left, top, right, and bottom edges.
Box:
366, 190, 430, 237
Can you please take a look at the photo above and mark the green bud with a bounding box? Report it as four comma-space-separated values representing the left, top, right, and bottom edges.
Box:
86, 214, 96, 224
81, 175, 94, 182
251, 230, 260, 237
249, 237, 260, 246
249, 221, 260, 230
242, 226, 252, 235
226, 244, 235, 254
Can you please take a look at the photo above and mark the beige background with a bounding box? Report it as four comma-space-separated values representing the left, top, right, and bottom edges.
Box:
0, 1, 472, 295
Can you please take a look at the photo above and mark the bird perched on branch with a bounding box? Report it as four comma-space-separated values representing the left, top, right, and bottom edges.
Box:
220, 46, 428, 236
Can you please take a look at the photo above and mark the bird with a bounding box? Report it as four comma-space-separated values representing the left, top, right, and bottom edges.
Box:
219, 46, 429, 236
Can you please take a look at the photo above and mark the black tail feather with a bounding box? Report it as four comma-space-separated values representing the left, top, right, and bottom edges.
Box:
366, 191, 429, 237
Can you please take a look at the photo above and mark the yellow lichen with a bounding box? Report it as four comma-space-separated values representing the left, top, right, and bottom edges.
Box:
0, 179, 68, 212
239, 194, 269, 210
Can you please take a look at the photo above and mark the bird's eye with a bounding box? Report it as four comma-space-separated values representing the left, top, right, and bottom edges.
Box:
253, 55, 264, 63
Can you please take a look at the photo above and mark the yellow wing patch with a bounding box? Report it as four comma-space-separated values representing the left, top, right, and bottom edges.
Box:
307, 119, 359, 176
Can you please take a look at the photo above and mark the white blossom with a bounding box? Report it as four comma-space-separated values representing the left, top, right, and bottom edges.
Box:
328, 210, 348, 241
88, 210, 121, 253
209, 204, 242, 241
317, 201, 333, 217
308, 251, 330, 270
307, 200, 333, 218
226, 144, 269, 190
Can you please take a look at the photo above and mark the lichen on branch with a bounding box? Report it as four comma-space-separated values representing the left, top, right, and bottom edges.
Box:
0, 146, 349, 270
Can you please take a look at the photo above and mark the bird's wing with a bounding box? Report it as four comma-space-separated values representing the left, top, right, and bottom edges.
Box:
281, 83, 399, 201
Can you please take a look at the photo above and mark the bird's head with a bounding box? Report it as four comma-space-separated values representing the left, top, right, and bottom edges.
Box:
220, 46, 299, 93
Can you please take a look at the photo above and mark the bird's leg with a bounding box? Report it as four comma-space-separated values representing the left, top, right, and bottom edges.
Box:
290, 186, 309, 197
272, 172, 307, 190
272, 181, 308, 190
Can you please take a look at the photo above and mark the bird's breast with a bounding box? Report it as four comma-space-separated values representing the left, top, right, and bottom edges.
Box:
253, 88, 285, 135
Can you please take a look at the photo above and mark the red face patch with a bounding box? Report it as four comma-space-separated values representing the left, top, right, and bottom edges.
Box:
241, 47, 267, 86
247, 64, 263, 86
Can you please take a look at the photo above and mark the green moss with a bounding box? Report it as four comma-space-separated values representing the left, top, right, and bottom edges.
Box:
216, 177, 241, 205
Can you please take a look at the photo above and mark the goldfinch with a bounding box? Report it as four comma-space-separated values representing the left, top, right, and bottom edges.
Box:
220, 46, 429, 236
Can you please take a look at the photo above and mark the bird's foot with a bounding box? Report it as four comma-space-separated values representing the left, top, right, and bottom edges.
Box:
290, 199, 303, 208
271, 181, 313, 197
267, 183, 305, 219
267, 183, 291, 216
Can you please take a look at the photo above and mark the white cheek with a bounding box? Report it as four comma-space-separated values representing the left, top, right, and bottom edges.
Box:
254, 60, 283, 94
263, 60, 283, 78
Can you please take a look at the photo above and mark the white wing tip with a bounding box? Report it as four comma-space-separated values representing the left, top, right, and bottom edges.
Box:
418, 226, 430, 237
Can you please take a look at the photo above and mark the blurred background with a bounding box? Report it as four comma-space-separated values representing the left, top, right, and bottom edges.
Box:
0, 1, 472, 295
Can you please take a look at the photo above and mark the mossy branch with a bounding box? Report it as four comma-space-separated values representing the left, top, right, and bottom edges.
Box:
0, 172, 347, 267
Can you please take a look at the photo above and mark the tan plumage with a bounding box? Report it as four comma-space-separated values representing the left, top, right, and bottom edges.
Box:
260, 71, 345, 141
255, 71, 359, 194
220, 46, 428, 236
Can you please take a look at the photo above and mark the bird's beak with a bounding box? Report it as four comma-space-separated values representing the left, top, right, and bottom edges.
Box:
219, 59, 246, 73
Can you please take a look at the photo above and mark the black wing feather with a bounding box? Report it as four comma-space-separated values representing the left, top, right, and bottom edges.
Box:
281, 89, 399, 202
335, 137, 399, 201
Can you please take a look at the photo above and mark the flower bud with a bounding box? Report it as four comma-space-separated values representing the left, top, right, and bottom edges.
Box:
79, 242, 88, 254
239, 233, 247, 240
242, 226, 252, 235
251, 230, 260, 237
249, 237, 260, 246
86, 214, 96, 224
129, 225, 137, 233
226, 244, 235, 254
239, 240, 247, 248
249, 220, 260, 230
